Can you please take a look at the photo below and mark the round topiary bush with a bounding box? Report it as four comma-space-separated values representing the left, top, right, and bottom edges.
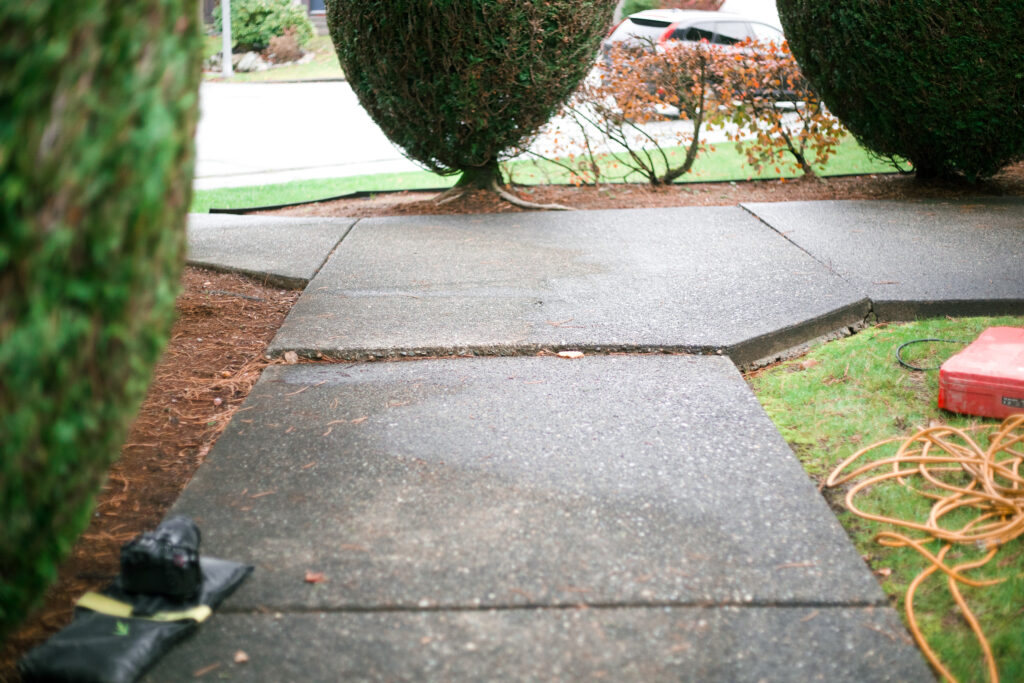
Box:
215, 0, 315, 53
327, 0, 617, 187
0, 1, 201, 637
777, 0, 1024, 180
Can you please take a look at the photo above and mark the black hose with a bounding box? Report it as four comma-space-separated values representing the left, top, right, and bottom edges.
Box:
895, 338, 969, 371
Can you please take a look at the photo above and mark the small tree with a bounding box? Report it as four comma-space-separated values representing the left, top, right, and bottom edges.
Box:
720, 41, 844, 178
326, 0, 617, 204
547, 41, 729, 185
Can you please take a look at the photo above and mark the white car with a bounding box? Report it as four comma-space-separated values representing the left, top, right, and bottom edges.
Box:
603, 9, 784, 53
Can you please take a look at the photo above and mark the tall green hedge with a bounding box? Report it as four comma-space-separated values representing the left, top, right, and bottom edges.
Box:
327, 0, 617, 186
0, 2, 201, 636
777, 0, 1024, 180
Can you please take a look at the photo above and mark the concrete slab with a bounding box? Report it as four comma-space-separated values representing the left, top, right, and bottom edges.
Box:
186, 214, 356, 289
169, 356, 883, 610
744, 198, 1024, 320
266, 208, 869, 366
144, 607, 931, 682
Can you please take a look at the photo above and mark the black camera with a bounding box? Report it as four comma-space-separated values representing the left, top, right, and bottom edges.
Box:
120, 516, 202, 601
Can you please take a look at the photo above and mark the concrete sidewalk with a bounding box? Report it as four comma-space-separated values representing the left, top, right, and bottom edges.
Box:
156, 198, 1024, 681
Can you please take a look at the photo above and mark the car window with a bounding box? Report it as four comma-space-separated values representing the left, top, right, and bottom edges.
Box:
750, 22, 784, 43
680, 22, 716, 42
607, 17, 672, 46
712, 21, 753, 45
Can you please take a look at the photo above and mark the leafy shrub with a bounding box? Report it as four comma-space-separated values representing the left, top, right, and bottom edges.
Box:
719, 41, 844, 177
0, 0, 201, 637
778, 0, 1024, 181
214, 0, 314, 53
327, 0, 617, 188
535, 38, 843, 184
267, 27, 304, 64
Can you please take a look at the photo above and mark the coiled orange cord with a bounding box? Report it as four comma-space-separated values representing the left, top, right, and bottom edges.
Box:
826, 414, 1024, 683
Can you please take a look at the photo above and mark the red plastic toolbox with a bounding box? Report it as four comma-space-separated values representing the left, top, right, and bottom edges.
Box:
938, 327, 1024, 419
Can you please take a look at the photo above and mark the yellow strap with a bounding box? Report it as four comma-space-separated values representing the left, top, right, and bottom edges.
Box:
76, 592, 212, 623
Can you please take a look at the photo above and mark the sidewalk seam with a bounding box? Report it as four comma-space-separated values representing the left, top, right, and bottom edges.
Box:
220, 599, 890, 616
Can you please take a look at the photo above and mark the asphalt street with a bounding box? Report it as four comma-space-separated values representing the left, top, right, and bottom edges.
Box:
193, 80, 738, 190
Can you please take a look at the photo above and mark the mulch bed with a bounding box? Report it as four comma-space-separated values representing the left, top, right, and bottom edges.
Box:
256, 163, 1024, 218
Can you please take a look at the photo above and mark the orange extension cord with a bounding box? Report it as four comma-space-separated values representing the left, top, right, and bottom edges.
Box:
826, 414, 1024, 683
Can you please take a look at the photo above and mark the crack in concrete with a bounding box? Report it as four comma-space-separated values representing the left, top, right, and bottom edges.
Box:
739, 203, 848, 282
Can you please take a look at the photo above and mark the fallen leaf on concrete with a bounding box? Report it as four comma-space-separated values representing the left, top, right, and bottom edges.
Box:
546, 317, 583, 328
557, 351, 585, 359
193, 662, 221, 677
305, 571, 327, 584
283, 351, 299, 364
351, 416, 368, 424
234, 650, 250, 664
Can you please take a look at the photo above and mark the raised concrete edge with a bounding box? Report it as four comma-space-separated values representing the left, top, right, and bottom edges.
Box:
873, 298, 1024, 322
266, 298, 873, 371
184, 260, 311, 290
186, 214, 358, 289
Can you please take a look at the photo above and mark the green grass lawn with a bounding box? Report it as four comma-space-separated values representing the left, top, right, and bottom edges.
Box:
511, 133, 898, 185
191, 135, 900, 212
748, 317, 1024, 683
202, 35, 344, 83
192, 171, 456, 214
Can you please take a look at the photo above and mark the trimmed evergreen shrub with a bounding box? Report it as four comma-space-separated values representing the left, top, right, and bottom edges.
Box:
777, 0, 1024, 180
0, 1, 201, 637
327, 0, 617, 187
214, 0, 315, 53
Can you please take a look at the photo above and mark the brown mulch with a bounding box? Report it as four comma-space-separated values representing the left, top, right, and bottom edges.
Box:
0, 268, 300, 681
4, 164, 1024, 678
257, 163, 1024, 218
